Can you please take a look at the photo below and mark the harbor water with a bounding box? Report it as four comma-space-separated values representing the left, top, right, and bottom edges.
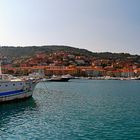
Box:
0, 79, 140, 140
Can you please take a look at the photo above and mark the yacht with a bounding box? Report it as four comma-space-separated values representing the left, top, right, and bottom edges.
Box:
47, 75, 70, 82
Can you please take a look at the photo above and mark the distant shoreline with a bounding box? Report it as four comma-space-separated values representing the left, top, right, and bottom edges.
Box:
73, 76, 140, 81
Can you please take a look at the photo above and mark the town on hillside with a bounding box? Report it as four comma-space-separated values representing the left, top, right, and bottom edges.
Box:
1, 47, 140, 78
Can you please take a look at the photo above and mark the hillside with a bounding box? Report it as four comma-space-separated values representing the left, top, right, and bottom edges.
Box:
0, 45, 140, 63
0, 45, 93, 58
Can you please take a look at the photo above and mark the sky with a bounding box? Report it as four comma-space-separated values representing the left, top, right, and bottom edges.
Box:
0, 0, 140, 54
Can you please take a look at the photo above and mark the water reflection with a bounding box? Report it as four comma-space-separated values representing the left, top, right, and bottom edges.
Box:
0, 80, 140, 140
0, 98, 37, 127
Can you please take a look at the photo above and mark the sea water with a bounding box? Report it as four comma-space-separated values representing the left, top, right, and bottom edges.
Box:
0, 79, 140, 140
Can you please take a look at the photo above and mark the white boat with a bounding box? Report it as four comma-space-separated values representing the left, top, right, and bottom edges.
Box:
47, 75, 70, 82
0, 74, 38, 103
0, 63, 38, 103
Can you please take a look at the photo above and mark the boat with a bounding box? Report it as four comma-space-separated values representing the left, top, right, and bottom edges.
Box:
0, 63, 38, 103
0, 74, 38, 103
47, 75, 70, 82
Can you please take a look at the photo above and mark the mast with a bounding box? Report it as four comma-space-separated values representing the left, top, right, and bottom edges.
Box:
0, 60, 2, 74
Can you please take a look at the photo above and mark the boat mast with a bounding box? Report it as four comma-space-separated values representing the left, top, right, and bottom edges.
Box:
0, 60, 2, 74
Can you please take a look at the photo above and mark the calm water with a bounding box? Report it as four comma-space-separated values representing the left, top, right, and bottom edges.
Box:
0, 80, 140, 140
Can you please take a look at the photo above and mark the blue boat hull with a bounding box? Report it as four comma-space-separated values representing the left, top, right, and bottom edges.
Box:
0, 80, 38, 103
0, 90, 33, 103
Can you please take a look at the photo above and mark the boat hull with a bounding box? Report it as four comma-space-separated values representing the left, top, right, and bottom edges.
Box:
0, 90, 33, 103
0, 80, 38, 103
47, 78, 70, 82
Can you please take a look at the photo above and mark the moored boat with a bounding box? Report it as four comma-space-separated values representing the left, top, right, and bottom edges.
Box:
47, 75, 70, 82
0, 73, 38, 103
0, 61, 38, 103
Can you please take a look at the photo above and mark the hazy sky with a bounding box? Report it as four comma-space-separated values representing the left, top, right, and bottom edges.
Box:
0, 0, 140, 54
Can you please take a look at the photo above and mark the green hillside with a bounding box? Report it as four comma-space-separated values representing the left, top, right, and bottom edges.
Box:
0, 45, 140, 62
